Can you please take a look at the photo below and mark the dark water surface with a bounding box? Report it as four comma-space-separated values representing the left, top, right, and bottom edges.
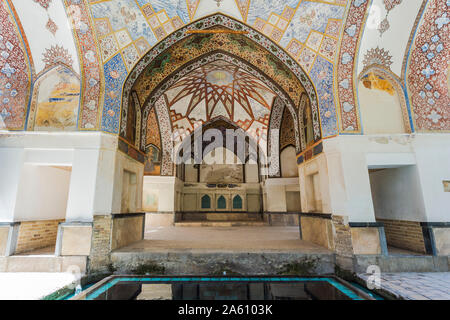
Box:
85, 277, 367, 300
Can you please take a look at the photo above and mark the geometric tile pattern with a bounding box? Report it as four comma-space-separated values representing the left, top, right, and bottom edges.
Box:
164, 59, 276, 136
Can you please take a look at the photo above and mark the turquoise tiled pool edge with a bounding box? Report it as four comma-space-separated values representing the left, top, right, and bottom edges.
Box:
83, 276, 368, 301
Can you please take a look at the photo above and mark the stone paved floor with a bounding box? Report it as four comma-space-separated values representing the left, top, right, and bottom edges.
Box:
358, 272, 450, 300
115, 226, 332, 253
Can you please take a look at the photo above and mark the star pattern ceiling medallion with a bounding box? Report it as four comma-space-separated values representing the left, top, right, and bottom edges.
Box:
164, 60, 277, 135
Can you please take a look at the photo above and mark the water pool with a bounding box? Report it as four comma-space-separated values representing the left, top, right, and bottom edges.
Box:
74, 276, 373, 300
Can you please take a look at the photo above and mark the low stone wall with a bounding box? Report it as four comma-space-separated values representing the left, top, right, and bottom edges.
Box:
377, 219, 426, 254
268, 213, 300, 227
89, 214, 144, 272
112, 215, 144, 250
300, 214, 334, 250
15, 219, 64, 254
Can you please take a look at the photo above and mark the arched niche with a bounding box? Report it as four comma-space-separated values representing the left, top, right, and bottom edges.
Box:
358, 66, 412, 134
280, 146, 299, 178
28, 64, 80, 131
233, 195, 243, 210
201, 194, 211, 209
175, 117, 265, 184
217, 195, 227, 210
120, 14, 321, 162
299, 93, 314, 148
144, 144, 161, 176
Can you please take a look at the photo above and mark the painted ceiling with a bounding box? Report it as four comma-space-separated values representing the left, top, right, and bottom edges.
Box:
165, 59, 276, 137
0, 0, 448, 135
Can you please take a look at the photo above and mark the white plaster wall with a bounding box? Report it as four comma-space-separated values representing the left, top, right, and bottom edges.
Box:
264, 178, 299, 212
142, 176, 177, 212
281, 146, 299, 178
299, 154, 333, 214
413, 135, 450, 222
370, 166, 426, 222
111, 151, 144, 214
357, 0, 424, 76
369, 166, 426, 221
12, 0, 81, 74
358, 82, 406, 134
0, 132, 124, 223
301, 134, 450, 223
14, 165, 71, 221
0, 148, 25, 222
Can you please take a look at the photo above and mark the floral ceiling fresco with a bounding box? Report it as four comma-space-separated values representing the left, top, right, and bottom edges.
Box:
1, 0, 448, 138
165, 59, 276, 137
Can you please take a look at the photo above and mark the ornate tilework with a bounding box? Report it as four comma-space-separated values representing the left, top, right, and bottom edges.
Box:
64, 0, 102, 130
280, 106, 296, 151
310, 55, 338, 137
144, 95, 173, 176
146, 107, 161, 149
406, 0, 449, 131
101, 53, 127, 133
33, 0, 52, 10
42, 45, 73, 70
0, 1, 32, 130
267, 96, 284, 177
362, 47, 393, 70
337, 0, 370, 132
135, 52, 302, 154
121, 14, 320, 146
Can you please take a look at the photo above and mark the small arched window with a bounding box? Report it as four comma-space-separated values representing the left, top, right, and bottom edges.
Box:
233, 195, 243, 209
201, 195, 211, 209
217, 195, 227, 209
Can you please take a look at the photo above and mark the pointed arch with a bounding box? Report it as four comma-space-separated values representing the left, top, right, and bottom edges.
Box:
358, 65, 413, 133
27, 64, 80, 131
120, 13, 321, 150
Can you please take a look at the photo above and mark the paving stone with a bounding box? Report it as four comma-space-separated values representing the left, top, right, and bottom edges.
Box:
358, 272, 450, 300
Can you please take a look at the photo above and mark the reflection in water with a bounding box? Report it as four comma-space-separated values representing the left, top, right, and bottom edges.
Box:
93, 281, 354, 300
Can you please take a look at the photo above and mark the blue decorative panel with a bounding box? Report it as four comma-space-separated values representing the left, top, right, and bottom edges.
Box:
310, 55, 338, 137
101, 54, 127, 133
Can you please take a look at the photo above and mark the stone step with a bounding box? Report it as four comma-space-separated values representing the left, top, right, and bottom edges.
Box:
180, 212, 263, 222
175, 221, 268, 227
0, 255, 87, 273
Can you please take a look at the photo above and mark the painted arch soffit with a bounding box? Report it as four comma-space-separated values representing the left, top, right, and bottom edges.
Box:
138, 51, 303, 153
121, 14, 321, 143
